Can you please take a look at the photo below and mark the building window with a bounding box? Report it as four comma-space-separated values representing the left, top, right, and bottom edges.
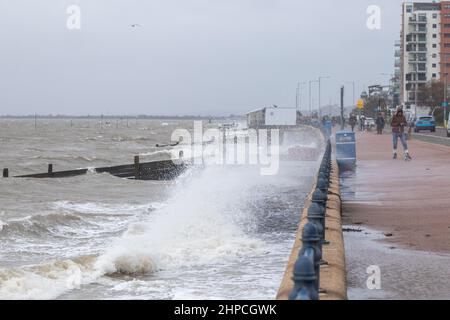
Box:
433, 44, 437, 48
433, 14, 438, 19
406, 5, 412, 13
445, 24, 450, 28
433, 53, 437, 58
433, 63, 437, 68
433, 34, 437, 38
445, 44, 450, 48
433, 73, 437, 78
433, 24, 437, 28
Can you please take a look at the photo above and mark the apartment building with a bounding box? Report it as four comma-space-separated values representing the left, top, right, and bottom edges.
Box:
400, 1, 442, 106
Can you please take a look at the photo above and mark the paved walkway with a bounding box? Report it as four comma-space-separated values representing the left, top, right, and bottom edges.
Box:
341, 131, 450, 253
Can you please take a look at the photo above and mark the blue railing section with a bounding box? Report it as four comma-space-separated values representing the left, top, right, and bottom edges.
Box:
289, 140, 332, 301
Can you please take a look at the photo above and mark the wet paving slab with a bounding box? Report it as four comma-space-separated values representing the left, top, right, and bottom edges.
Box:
339, 131, 450, 299
344, 225, 450, 300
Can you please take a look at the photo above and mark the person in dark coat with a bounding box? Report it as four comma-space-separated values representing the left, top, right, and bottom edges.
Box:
349, 114, 357, 132
390, 106, 412, 161
359, 115, 365, 131
376, 113, 385, 135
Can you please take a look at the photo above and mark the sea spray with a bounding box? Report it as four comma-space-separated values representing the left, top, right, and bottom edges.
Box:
94, 165, 266, 275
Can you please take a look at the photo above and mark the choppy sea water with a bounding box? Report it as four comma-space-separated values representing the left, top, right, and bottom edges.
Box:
0, 119, 322, 300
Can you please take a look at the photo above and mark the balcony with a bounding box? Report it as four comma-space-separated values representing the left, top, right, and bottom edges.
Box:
406, 46, 427, 53
408, 68, 427, 74
409, 15, 427, 24
408, 55, 427, 63
408, 27, 427, 34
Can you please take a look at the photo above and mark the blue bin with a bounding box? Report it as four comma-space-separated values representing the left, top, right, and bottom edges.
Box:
335, 131, 356, 167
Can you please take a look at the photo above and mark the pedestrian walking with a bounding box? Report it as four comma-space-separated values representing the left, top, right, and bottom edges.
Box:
349, 114, 357, 132
376, 113, 385, 135
359, 115, 365, 131
390, 106, 412, 161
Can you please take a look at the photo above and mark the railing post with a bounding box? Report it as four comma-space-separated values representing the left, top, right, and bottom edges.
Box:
134, 156, 140, 180
289, 256, 319, 300
312, 188, 327, 206
299, 222, 322, 293
308, 202, 326, 246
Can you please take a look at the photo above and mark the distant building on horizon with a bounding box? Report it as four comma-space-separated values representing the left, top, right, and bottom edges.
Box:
246, 106, 297, 129
399, 1, 450, 108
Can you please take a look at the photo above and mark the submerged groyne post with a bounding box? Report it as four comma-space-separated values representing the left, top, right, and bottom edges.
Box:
3, 168, 9, 178
134, 156, 140, 180
289, 256, 319, 300
48, 164, 53, 176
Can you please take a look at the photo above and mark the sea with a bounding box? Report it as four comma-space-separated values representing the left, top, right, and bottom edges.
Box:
0, 118, 322, 300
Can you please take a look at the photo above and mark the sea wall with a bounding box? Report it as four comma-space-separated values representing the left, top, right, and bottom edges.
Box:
276, 159, 347, 300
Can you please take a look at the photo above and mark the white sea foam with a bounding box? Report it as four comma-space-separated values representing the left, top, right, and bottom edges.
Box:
52, 201, 159, 216
94, 165, 265, 276
0, 165, 266, 299
0, 152, 305, 299
0, 256, 98, 300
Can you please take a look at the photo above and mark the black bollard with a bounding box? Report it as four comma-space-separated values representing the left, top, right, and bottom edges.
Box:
3, 168, 8, 178
289, 256, 319, 300
308, 203, 326, 241
312, 188, 328, 205
317, 177, 329, 193
299, 223, 322, 292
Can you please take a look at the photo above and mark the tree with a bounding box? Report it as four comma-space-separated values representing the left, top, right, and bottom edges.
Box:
362, 95, 388, 118
417, 80, 444, 107
417, 80, 445, 125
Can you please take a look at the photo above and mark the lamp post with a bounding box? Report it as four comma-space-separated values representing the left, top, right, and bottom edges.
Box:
381, 73, 395, 114
318, 76, 330, 119
345, 81, 356, 108
296, 82, 306, 112
309, 80, 319, 116
444, 55, 449, 127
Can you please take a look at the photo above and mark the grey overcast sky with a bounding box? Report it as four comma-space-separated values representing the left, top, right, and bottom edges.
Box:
0, 0, 404, 116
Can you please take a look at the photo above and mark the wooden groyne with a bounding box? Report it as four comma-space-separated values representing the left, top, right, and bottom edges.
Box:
2, 156, 188, 181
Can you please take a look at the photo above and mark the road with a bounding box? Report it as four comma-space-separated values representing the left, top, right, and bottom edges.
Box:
412, 127, 450, 147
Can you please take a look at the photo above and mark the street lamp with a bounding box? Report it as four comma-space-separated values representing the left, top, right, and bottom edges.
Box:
381, 73, 395, 114
296, 82, 307, 112
443, 53, 450, 127
318, 76, 330, 118
309, 80, 319, 116
345, 81, 356, 108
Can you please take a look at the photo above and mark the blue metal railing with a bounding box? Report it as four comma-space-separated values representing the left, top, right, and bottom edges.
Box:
289, 140, 332, 300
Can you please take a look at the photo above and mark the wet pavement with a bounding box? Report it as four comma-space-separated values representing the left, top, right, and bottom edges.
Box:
340, 131, 450, 254
344, 225, 450, 300
339, 130, 450, 299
